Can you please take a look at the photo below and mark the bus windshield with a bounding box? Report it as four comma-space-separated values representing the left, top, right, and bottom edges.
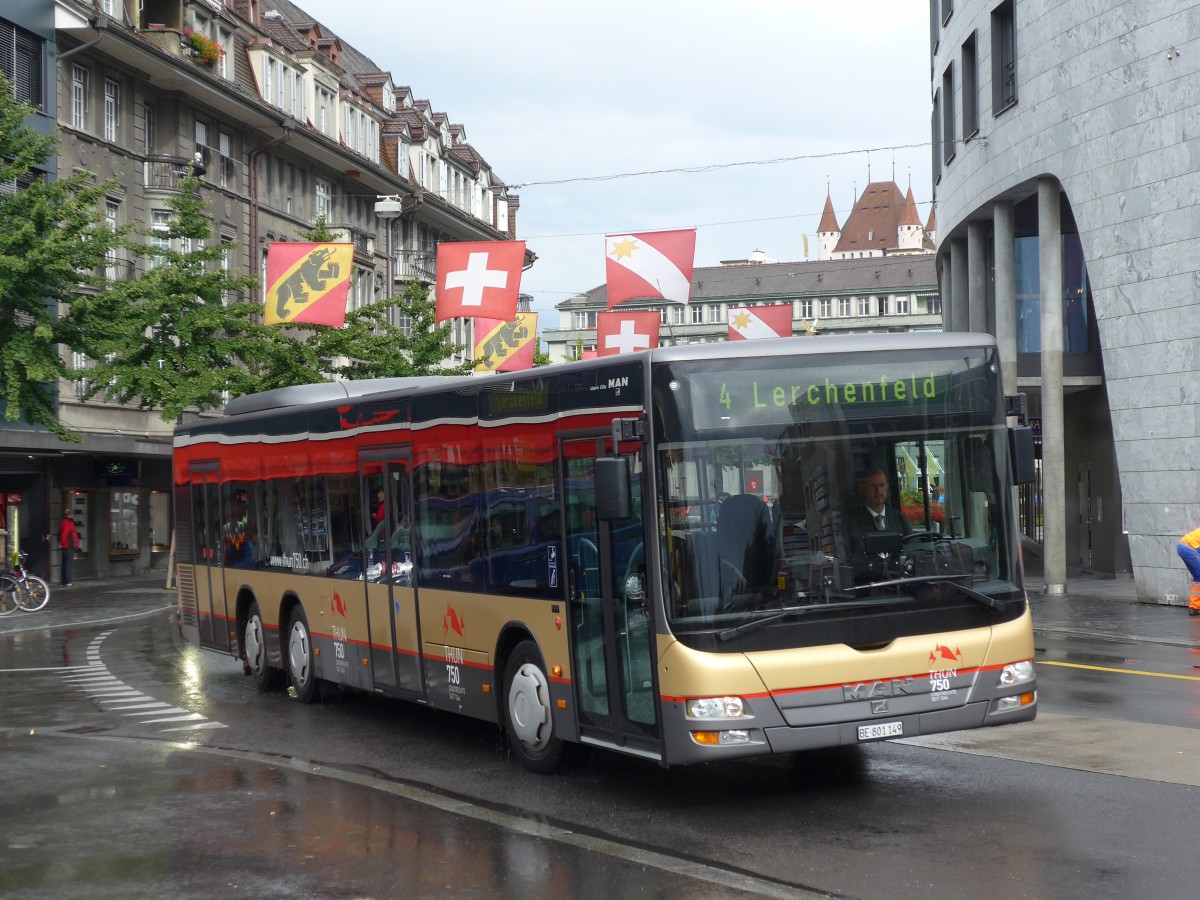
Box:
652, 346, 1024, 650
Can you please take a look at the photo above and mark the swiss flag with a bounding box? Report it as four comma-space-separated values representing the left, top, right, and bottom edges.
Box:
605, 228, 696, 308
596, 310, 660, 357
435, 241, 526, 323
727, 304, 793, 341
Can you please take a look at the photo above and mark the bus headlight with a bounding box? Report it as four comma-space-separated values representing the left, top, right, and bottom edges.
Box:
687, 697, 745, 719
998, 660, 1035, 686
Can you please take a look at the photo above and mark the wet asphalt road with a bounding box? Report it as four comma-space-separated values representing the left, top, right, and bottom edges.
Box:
2, 578, 1200, 899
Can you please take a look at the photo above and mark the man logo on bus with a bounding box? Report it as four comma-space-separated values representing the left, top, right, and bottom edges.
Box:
444, 604, 465, 638
331, 591, 348, 619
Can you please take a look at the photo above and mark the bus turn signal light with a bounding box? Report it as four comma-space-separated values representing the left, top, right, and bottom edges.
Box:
691, 730, 751, 746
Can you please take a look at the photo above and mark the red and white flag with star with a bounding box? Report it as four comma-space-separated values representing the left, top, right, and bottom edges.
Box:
604, 228, 696, 308
434, 240, 526, 323
727, 304, 793, 341
596, 310, 660, 357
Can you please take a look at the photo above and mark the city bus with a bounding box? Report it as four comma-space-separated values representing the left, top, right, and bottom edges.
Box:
173, 333, 1038, 773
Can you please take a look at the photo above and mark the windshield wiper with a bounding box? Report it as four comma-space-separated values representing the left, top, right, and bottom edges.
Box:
717, 606, 813, 642
851, 574, 1007, 613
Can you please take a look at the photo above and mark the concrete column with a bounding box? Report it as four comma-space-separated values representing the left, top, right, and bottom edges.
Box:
949, 237, 969, 333
967, 220, 988, 333
993, 200, 1017, 398
939, 251, 954, 331
1039, 178, 1067, 593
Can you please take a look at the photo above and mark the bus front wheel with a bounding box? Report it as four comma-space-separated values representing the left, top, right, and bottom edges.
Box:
504, 640, 564, 774
286, 606, 320, 703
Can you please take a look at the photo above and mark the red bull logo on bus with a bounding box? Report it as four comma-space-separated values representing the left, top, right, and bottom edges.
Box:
444, 604, 465, 638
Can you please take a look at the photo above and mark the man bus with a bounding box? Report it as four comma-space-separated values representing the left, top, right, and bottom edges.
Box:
174, 333, 1037, 772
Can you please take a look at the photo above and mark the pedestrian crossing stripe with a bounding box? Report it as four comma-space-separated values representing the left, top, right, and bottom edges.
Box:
61, 631, 227, 733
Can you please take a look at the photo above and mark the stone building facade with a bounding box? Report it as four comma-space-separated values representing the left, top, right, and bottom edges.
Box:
0, 0, 521, 582
928, 0, 1200, 602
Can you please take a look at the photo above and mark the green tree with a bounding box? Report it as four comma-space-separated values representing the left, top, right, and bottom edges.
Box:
0, 74, 121, 440
298, 217, 473, 378
72, 174, 327, 420
315, 279, 474, 378
533, 336, 552, 367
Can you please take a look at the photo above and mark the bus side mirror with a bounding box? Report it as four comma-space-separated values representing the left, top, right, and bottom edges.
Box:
595, 457, 632, 521
1009, 426, 1036, 485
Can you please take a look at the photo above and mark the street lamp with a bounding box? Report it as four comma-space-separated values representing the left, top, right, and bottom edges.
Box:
374, 196, 403, 318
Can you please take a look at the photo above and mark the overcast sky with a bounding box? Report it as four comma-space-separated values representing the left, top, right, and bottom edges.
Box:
295, 0, 934, 324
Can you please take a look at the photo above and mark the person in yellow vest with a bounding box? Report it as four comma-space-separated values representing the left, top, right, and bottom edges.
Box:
1176, 526, 1200, 616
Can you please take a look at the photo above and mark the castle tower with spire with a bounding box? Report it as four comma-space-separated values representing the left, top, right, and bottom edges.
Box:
816, 192, 841, 261
897, 187, 924, 251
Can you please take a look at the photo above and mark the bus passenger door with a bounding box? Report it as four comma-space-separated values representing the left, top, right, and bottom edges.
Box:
562, 436, 660, 757
188, 463, 232, 652
360, 450, 423, 698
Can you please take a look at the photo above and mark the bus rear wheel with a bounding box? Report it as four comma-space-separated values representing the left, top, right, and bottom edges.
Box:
245, 601, 281, 691
504, 640, 564, 774
286, 606, 320, 703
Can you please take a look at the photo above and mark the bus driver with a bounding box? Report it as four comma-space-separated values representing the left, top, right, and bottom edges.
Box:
846, 468, 911, 580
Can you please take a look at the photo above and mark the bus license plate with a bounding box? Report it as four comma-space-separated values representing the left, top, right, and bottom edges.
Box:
858, 721, 903, 741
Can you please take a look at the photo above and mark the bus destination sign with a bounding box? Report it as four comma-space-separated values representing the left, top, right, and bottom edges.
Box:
687, 363, 986, 430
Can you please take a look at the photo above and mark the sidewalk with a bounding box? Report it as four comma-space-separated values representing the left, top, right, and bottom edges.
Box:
0, 566, 1195, 648
0, 569, 176, 636
1025, 569, 1199, 648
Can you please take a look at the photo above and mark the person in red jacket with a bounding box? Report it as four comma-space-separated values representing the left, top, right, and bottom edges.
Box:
58, 511, 80, 587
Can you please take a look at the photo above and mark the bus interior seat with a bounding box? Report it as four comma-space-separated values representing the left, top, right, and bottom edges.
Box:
717, 493, 777, 605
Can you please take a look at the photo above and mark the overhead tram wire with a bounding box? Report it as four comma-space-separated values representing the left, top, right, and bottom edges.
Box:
507, 141, 934, 190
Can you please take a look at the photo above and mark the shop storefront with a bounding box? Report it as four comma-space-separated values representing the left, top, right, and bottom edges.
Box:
51, 456, 174, 582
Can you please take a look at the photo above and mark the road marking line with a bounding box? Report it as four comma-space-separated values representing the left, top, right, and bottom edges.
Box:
57, 630, 227, 734
160, 722, 227, 732
1039, 659, 1200, 681
124, 707, 188, 717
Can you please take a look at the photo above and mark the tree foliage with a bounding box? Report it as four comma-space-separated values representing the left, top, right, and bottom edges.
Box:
313, 279, 473, 378
0, 75, 120, 440
71, 175, 328, 420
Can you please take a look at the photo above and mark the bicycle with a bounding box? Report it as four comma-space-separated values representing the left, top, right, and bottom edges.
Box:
0, 573, 23, 616
1, 552, 51, 613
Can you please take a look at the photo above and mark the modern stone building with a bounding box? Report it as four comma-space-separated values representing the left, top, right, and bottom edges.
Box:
0, 0, 522, 582
928, 0, 1199, 603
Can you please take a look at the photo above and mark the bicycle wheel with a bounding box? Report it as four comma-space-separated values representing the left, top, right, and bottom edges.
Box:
0, 574, 21, 616
17, 575, 49, 612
